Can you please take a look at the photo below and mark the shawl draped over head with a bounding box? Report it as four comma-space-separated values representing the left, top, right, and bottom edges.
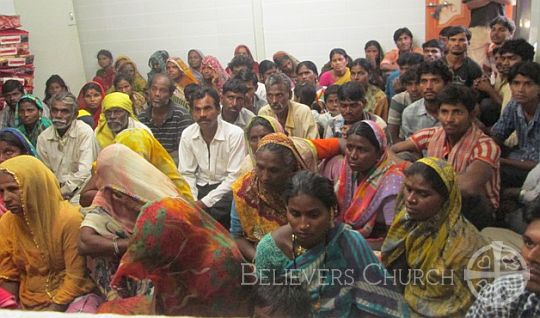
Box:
15, 94, 52, 146
166, 57, 198, 88
92, 144, 180, 232
232, 132, 312, 242
77, 80, 106, 129
114, 128, 193, 201
0, 156, 94, 309
381, 157, 492, 317
233, 44, 259, 74
147, 50, 169, 81
97, 197, 250, 316
244, 115, 285, 165
114, 56, 147, 94
336, 120, 403, 237
201, 55, 229, 92
0, 127, 38, 158
95, 92, 139, 149
187, 49, 205, 81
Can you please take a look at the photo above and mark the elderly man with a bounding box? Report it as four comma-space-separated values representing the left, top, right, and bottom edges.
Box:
95, 92, 151, 149
36, 91, 98, 199
258, 73, 318, 138
178, 86, 245, 229
138, 73, 193, 164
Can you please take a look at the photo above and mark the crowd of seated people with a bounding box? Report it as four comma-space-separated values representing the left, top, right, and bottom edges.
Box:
0, 8, 540, 317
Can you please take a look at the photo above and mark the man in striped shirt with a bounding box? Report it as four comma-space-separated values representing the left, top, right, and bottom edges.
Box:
391, 84, 500, 229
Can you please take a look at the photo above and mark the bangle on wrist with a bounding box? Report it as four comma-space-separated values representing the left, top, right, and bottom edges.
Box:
112, 236, 120, 256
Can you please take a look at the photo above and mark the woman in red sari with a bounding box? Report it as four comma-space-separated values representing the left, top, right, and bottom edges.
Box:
77, 81, 105, 129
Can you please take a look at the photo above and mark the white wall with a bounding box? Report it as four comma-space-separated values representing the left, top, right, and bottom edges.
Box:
13, 0, 86, 98
74, 0, 425, 80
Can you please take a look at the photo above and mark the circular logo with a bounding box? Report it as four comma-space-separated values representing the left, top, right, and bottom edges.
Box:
464, 241, 529, 308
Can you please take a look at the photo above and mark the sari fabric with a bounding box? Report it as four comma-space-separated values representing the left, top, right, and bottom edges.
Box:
167, 57, 198, 109
114, 56, 147, 94
319, 68, 351, 86
98, 197, 250, 316
201, 55, 230, 92
15, 94, 52, 146
382, 157, 492, 317
336, 120, 403, 238
365, 84, 389, 121
93, 67, 115, 92
187, 49, 204, 82
114, 128, 193, 201
255, 223, 410, 317
0, 156, 95, 309
95, 92, 141, 149
233, 44, 259, 74
232, 133, 311, 242
78, 81, 105, 129
146, 50, 169, 82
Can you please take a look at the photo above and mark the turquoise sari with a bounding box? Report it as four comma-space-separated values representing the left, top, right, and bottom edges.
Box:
255, 223, 410, 317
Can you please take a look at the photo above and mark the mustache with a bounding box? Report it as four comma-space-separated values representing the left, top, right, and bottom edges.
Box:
52, 119, 68, 125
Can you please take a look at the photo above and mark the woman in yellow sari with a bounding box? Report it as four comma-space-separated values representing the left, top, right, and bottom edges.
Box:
319, 48, 351, 86
382, 157, 493, 317
114, 56, 147, 94
0, 156, 95, 311
166, 57, 198, 110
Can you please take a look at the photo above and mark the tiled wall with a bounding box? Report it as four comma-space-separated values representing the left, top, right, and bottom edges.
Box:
74, 0, 425, 81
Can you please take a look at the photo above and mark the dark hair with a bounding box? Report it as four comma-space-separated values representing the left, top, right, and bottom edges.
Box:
273, 54, 293, 69
329, 48, 348, 61
80, 82, 103, 96
498, 39, 536, 62
399, 67, 419, 86
44, 74, 68, 103
234, 69, 258, 86
113, 73, 134, 89
439, 26, 452, 37
446, 26, 471, 41
294, 82, 316, 107
435, 83, 477, 113
184, 83, 200, 108
191, 85, 220, 110
222, 78, 248, 95
256, 142, 298, 172
393, 27, 413, 42
489, 16, 516, 33
523, 195, 540, 224
284, 170, 337, 210
295, 61, 318, 77
97, 49, 112, 59
228, 55, 254, 71
364, 40, 384, 65
422, 39, 445, 51
508, 61, 540, 85
338, 81, 366, 102
2, 80, 24, 95
259, 60, 276, 77
324, 84, 340, 101
416, 60, 452, 84
346, 121, 380, 152
149, 73, 176, 94
0, 130, 29, 154
247, 116, 275, 135
397, 52, 424, 67
405, 161, 449, 201
252, 275, 313, 318
351, 58, 373, 74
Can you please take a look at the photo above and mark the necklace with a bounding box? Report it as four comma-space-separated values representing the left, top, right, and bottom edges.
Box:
291, 233, 307, 256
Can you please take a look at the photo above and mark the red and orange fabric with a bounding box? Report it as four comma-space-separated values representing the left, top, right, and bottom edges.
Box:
77, 81, 105, 129
98, 197, 250, 316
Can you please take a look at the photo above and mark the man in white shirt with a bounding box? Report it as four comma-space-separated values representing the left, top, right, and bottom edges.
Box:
219, 78, 255, 130
178, 86, 246, 228
37, 91, 98, 199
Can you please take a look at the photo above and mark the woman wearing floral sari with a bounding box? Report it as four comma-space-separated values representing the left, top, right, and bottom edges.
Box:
78, 144, 181, 301
97, 196, 250, 316
201, 55, 229, 93
382, 158, 493, 317
0, 156, 96, 311
255, 170, 409, 317
15, 94, 52, 146
231, 132, 341, 262
166, 57, 198, 109
336, 120, 404, 249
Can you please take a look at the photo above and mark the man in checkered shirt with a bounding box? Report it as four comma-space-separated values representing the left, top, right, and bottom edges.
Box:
467, 196, 540, 317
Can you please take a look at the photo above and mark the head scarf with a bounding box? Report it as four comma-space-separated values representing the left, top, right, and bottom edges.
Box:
14, 94, 52, 146
114, 128, 193, 201
166, 57, 198, 88
234, 44, 255, 60
147, 50, 169, 81
244, 115, 285, 164
201, 55, 229, 91
99, 197, 250, 316
187, 49, 205, 67
381, 157, 491, 317
336, 120, 403, 237
77, 80, 105, 128
0, 156, 94, 308
92, 144, 180, 232
95, 92, 137, 149
0, 128, 38, 157
257, 132, 309, 170
114, 56, 147, 93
